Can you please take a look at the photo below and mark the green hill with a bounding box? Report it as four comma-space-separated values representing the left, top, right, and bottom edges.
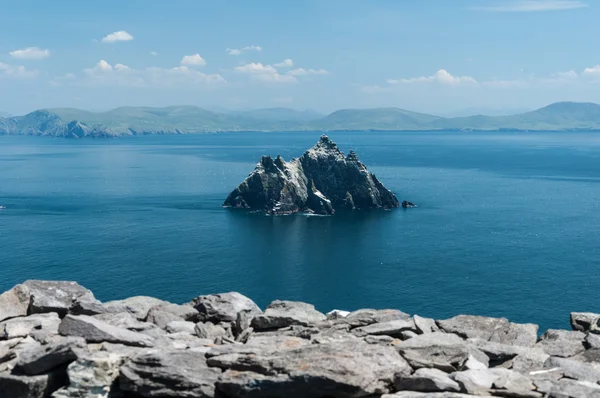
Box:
312, 108, 443, 131
1, 102, 600, 138
233, 108, 322, 122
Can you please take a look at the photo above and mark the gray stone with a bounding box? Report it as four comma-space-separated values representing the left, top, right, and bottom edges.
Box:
234, 309, 254, 336
194, 321, 228, 340
92, 312, 158, 333
545, 356, 600, 383
0, 336, 42, 373
16, 337, 86, 375
326, 309, 350, 320
192, 292, 262, 323
586, 332, 600, 349
51, 350, 127, 398
365, 335, 395, 345
251, 300, 326, 330
438, 315, 538, 347
59, 315, 154, 347
146, 303, 199, 329
451, 368, 537, 397
0, 369, 66, 398
395, 367, 460, 392
23, 280, 95, 317
352, 319, 416, 338
398, 332, 465, 348
120, 350, 221, 397
534, 378, 600, 398
212, 339, 411, 398
438, 315, 509, 339
207, 335, 311, 358
414, 315, 440, 334
235, 327, 253, 343
103, 296, 169, 320
571, 312, 600, 332
397, 333, 489, 372
68, 298, 108, 316
400, 330, 418, 340
165, 321, 196, 334
0, 284, 30, 323
536, 329, 586, 357
342, 308, 411, 328
1, 313, 60, 340
492, 322, 539, 347
510, 350, 551, 373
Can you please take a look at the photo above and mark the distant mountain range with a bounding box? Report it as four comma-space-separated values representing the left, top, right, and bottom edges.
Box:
1, 102, 600, 138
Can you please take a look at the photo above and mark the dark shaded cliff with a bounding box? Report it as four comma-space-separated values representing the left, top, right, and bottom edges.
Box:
223, 135, 400, 214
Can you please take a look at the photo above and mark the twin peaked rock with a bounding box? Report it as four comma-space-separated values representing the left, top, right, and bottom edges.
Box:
223, 135, 400, 215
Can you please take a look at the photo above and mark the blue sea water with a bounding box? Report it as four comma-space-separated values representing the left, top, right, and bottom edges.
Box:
1, 131, 599, 332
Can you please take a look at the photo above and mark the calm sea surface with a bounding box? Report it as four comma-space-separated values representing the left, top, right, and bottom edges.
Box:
1, 131, 599, 332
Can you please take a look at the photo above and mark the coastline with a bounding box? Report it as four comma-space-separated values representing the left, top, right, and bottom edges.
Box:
0, 280, 598, 397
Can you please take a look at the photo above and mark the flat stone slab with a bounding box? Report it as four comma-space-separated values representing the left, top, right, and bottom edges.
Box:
251, 300, 326, 330
120, 350, 221, 397
0, 285, 30, 323
58, 315, 154, 347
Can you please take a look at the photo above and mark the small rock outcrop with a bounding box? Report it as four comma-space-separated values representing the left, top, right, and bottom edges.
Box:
223, 135, 401, 215
1, 281, 600, 397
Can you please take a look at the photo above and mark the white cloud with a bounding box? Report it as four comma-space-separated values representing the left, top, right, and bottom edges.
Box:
77, 60, 225, 87
235, 62, 297, 83
150, 51, 158, 57
180, 54, 206, 66
101, 31, 134, 43
0, 62, 38, 79
287, 68, 329, 76
388, 69, 478, 85
9, 47, 50, 60
274, 59, 294, 68
554, 70, 579, 79
226, 45, 262, 55
582, 65, 600, 76
473, 0, 587, 12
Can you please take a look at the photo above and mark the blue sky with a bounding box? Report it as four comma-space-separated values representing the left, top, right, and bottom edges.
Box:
1, 0, 599, 115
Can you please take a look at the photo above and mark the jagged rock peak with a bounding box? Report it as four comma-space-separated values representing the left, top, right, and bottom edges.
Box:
223, 135, 400, 215
346, 149, 360, 163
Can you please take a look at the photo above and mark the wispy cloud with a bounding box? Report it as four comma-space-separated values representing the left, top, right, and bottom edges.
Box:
55, 60, 226, 87
472, 0, 588, 12
150, 51, 158, 57
274, 59, 294, 68
287, 68, 329, 76
0, 62, 38, 79
180, 54, 206, 66
9, 47, 51, 60
387, 69, 477, 85
235, 62, 330, 83
101, 31, 134, 43
235, 62, 297, 83
369, 65, 600, 94
226, 45, 263, 55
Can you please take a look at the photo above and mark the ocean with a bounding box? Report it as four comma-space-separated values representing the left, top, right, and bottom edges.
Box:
1, 131, 599, 332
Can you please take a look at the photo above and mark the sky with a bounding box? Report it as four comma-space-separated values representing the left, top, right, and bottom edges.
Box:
1, 0, 599, 116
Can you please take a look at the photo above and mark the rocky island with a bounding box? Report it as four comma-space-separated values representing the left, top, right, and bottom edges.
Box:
1, 280, 600, 397
224, 135, 401, 215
